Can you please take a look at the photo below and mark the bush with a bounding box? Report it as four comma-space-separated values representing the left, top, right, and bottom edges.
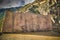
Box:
29, 5, 40, 14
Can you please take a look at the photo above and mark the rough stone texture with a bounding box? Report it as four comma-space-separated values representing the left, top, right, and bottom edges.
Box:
3, 11, 52, 32
3, 11, 13, 32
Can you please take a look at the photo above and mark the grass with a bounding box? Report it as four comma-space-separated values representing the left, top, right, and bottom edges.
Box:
0, 32, 60, 40
0, 16, 5, 32
0, 19, 3, 32
0, 33, 60, 40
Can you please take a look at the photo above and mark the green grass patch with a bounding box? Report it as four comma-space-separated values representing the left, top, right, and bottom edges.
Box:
0, 18, 4, 32
0, 14, 5, 32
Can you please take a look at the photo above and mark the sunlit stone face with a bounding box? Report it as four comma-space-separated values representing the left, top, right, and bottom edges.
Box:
0, 0, 35, 9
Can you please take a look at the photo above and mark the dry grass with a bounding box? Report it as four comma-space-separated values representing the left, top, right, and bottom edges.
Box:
0, 32, 60, 40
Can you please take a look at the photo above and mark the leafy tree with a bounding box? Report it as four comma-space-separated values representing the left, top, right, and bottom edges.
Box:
29, 5, 40, 14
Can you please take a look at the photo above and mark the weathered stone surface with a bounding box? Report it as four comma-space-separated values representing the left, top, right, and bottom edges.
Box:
3, 11, 52, 32
3, 11, 13, 32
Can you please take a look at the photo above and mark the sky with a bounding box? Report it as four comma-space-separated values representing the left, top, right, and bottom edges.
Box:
0, 0, 35, 9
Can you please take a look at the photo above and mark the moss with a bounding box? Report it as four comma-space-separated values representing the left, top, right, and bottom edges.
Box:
0, 12, 5, 32
0, 18, 4, 32
29, 5, 40, 14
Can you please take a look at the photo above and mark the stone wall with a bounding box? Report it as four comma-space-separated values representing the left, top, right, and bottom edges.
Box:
3, 11, 52, 32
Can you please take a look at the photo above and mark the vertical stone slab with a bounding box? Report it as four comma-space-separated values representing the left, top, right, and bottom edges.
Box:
14, 12, 25, 32
32, 14, 38, 31
45, 15, 52, 30
24, 12, 33, 32
36, 15, 41, 31
37, 15, 45, 31
39, 16, 47, 30
3, 11, 13, 32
